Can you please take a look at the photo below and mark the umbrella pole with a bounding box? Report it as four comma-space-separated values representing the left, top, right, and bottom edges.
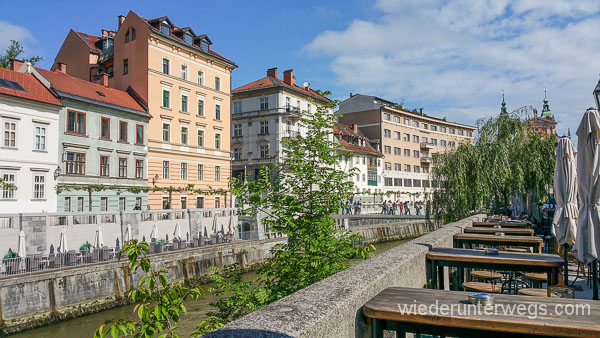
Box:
563, 244, 569, 286
594, 260, 598, 300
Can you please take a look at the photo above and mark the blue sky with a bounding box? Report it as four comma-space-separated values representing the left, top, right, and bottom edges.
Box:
2, 0, 600, 138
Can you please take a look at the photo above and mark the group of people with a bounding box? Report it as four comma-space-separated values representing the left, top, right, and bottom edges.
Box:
381, 200, 424, 216
342, 200, 363, 215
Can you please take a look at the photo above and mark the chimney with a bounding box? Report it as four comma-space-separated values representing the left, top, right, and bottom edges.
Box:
419, 108, 423, 115
57, 62, 67, 74
102, 29, 109, 37
9, 59, 24, 71
118, 15, 125, 29
350, 93, 353, 98
101, 73, 109, 87
352, 124, 358, 133
304, 82, 310, 91
266, 67, 278, 78
283, 69, 295, 86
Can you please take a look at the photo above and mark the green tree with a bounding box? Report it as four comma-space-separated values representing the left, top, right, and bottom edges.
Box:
0, 40, 43, 69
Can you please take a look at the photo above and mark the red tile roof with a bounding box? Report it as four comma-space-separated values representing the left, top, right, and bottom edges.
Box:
0, 68, 61, 106
37, 68, 147, 114
334, 123, 383, 156
74, 30, 102, 53
233, 76, 331, 103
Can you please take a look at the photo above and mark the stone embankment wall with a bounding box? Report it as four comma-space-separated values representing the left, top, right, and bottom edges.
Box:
206, 214, 483, 338
0, 217, 430, 334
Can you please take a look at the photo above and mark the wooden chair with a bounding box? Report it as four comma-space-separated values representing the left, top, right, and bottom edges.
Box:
524, 272, 547, 288
463, 281, 502, 293
471, 270, 502, 281
518, 288, 548, 297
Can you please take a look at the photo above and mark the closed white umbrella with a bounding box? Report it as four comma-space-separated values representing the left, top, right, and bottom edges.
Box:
573, 108, 600, 300
58, 226, 68, 253
124, 224, 132, 243
552, 137, 578, 285
150, 222, 159, 241
212, 214, 219, 234
94, 225, 104, 249
17, 231, 26, 258
173, 221, 181, 240
228, 215, 235, 233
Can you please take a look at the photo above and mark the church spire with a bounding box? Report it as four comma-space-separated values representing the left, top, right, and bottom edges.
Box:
500, 90, 507, 115
540, 88, 554, 120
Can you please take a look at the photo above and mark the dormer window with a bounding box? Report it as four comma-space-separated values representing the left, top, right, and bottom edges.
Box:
161, 21, 170, 36
201, 40, 209, 52
184, 33, 193, 45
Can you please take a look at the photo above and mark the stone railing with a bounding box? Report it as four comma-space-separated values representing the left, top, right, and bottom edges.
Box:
205, 214, 483, 338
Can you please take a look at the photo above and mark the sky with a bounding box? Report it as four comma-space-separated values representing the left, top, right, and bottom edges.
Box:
1, 0, 599, 139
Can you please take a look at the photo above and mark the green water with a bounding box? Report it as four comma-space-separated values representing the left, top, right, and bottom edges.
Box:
11, 239, 410, 338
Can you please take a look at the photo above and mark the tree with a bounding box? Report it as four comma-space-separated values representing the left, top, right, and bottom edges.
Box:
0, 40, 43, 69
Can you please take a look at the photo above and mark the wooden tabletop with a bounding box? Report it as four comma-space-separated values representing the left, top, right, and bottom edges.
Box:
426, 248, 563, 267
454, 233, 543, 244
363, 287, 600, 337
464, 227, 534, 236
472, 221, 531, 228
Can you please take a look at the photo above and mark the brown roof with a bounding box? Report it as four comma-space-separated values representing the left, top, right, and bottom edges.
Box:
74, 30, 102, 53
334, 123, 383, 156
38, 68, 147, 115
233, 76, 331, 103
0, 67, 61, 106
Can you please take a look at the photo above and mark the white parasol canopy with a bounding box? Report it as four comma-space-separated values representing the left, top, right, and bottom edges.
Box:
173, 221, 181, 240
124, 223, 132, 243
94, 225, 104, 249
17, 230, 26, 258
150, 222, 159, 241
58, 226, 68, 253
228, 215, 235, 233
573, 108, 600, 265
212, 214, 219, 234
552, 137, 578, 247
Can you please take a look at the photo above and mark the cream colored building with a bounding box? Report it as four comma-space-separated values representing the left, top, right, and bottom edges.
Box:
338, 94, 476, 199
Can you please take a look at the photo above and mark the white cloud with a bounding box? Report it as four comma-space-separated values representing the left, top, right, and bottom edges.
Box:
0, 21, 35, 51
306, 0, 600, 137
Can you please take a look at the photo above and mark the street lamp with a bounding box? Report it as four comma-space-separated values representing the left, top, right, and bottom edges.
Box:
594, 76, 600, 110
53, 166, 62, 180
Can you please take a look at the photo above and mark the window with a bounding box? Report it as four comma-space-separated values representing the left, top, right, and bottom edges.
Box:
119, 121, 128, 142
394, 178, 402, 186
423, 179, 430, 188
180, 126, 188, 145
413, 179, 422, 188
162, 161, 169, 179
214, 166, 221, 182
458, 129, 464, 136
450, 141, 456, 148
33, 174, 45, 199
1, 172, 15, 199
404, 164, 411, 172
233, 101, 242, 114
215, 103, 221, 120
423, 123, 428, 129
394, 147, 401, 155
162, 58, 169, 74
135, 159, 143, 178
196, 196, 204, 208
403, 118, 410, 125
197, 129, 204, 147
119, 158, 127, 177
307, 104, 311, 113
214, 133, 221, 150
404, 178, 412, 187
413, 121, 419, 127
404, 149, 410, 157
449, 128, 455, 134
414, 165, 421, 173
197, 164, 204, 181
180, 162, 188, 180
413, 135, 419, 143
384, 145, 391, 154
393, 116, 400, 123
100, 197, 108, 211
215, 77, 220, 91
162, 89, 170, 108
260, 145, 269, 158
181, 94, 188, 112
132, 28, 136, 40
197, 71, 204, 85
64, 197, 71, 212
133, 124, 143, 145
431, 138, 438, 145
441, 140, 447, 147
285, 97, 291, 110
403, 133, 410, 141
423, 166, 430, 174
123, 59, 128, 74
394, 131, 401, 140
362, 174, 366, 182
233, 124, 242, 137
125, 31, 130, 42
259, 121, 268, 134
384, 177, 393, 186
260, 97, 268, 110
78, 197, 84, 212
214, 196, 221, 208
119, 197, 126, 211
67, 110, 86, 135
34, 125, 46, 150
467, 131, 473, 137
431, 125, 437, 131
180, 196, 187, 209
384, 129, 391, 138
395, 163, 401, 171
413, 150, 419, 157
100, 155, 110, 176
441, 126, 447, 133
100, 117, 110, 139
233, 148, 241, 160
162, 123, 170, 141
384, 113, 390, 121
181, 65, 188, 80
422, 136, 428, 143
162, 197, 169, 209
384, 162, 391, 170
65, 152, 85, 175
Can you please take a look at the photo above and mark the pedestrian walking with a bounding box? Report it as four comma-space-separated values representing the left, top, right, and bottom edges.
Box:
382, 200, 387, 214
392, 201, 397, 215
357, 201, 362, 214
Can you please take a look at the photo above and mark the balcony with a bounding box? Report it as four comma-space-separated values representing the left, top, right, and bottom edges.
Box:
420, 157, 432, 164
420, 142, 435, 149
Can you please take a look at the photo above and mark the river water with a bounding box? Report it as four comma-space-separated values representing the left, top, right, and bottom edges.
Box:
11, 240, 410, 338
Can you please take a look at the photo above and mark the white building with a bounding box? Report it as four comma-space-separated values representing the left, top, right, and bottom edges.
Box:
231, 68, 333, 180
0, 64, 62, 213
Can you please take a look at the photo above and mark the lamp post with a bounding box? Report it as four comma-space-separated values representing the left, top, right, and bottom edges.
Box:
53, 166, 62, 180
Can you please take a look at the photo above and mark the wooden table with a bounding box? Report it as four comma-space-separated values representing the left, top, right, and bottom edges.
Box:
464, 227, 534, 236
454, 233, 543, 253
363, 287, 600, 337
472, 221, 532, 229
426, 248, 563, 293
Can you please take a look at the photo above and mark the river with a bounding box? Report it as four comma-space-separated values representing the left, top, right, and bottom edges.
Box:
11, 239, 410, 338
